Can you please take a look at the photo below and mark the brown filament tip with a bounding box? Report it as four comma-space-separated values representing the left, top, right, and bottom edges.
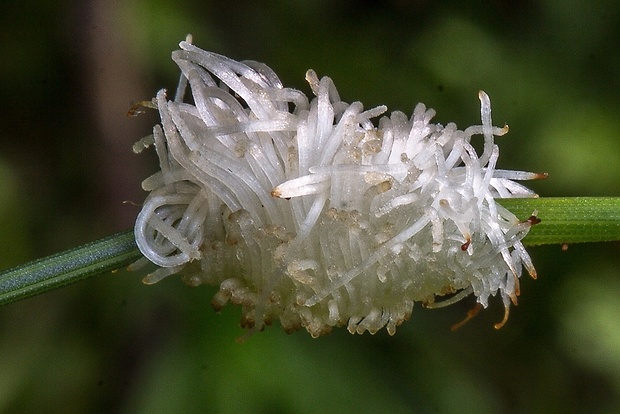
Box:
451, 303, 482, 331
494, 304, 511, 329
126, 100, 156, 118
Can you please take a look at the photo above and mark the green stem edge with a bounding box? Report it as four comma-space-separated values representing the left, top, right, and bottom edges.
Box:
0, 230, 141, 307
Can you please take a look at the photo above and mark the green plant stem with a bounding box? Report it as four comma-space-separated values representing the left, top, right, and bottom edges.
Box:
0, 197, 619, 307
0, 229, 141, 306
497, 197, 620, 245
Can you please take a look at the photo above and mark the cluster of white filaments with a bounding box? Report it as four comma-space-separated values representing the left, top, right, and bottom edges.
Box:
132, 39, 544, 337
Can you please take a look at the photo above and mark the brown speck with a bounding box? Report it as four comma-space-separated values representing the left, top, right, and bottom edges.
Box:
527, 215, 541, 225
461, 238, 471, 251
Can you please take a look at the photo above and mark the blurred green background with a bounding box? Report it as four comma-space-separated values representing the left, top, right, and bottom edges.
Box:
1, 0, 620, 412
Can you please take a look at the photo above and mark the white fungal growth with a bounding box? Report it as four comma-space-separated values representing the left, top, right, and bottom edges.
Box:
132, 39, 544, 337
